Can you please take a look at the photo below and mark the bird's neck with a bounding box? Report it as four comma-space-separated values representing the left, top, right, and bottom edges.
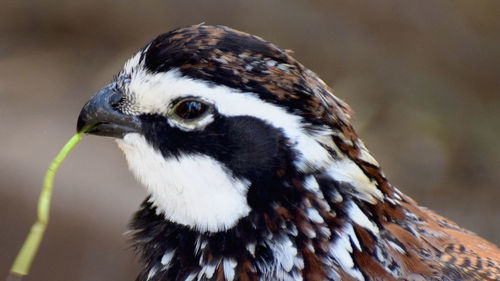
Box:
130, 189, 317, 280
128, 155, 398, 281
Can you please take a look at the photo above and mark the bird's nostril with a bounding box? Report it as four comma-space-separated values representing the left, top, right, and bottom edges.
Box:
108, 91, 124, 110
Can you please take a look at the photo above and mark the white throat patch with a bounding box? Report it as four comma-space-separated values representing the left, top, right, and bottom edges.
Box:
116, 133, 251, 232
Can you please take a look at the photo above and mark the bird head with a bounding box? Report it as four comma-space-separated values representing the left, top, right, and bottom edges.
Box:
77, 25, 383, 232
77, 25, 405, 281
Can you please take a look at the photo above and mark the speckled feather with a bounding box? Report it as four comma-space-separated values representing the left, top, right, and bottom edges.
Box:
113, 25, 500, 281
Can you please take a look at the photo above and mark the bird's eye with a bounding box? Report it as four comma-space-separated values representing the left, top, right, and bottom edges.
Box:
167, 98, 214, 130
170, 98, 212, 121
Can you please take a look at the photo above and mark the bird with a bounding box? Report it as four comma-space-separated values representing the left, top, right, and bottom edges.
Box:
76, 24, 500, 281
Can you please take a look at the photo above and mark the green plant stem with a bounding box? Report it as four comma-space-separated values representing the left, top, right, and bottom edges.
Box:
9, 132, 82, 277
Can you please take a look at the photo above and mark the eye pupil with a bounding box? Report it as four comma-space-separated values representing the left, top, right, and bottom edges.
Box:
174, 100, 209, 120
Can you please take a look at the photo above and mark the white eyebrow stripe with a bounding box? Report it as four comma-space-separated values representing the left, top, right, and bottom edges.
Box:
126, 67, 333, 171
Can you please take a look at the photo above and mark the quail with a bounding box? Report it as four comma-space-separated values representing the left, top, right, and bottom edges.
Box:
77, 24, 500, 281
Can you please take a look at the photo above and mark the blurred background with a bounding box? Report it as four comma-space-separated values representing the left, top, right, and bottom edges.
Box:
1, 0, 499, 280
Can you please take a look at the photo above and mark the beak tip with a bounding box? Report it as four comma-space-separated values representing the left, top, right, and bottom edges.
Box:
76, 102, 93, 133
76, 114, 85, 133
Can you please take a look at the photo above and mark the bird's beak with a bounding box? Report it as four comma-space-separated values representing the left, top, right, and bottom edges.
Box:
76, 84, 141, 138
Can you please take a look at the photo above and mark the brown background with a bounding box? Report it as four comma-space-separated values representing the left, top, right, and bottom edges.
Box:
1, 1, 499, 280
